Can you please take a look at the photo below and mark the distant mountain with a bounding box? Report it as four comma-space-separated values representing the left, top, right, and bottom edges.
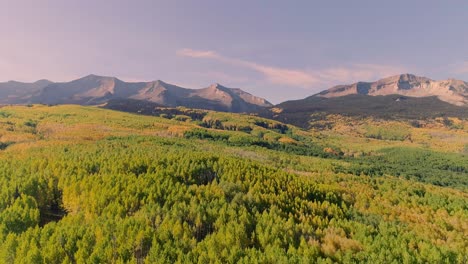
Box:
2, 73, 467, 121
318, 74, 467, 106
0, 79, 52, 104
263, 74, 468, 128
125, 81, 272, 112
0, 75, 272, 113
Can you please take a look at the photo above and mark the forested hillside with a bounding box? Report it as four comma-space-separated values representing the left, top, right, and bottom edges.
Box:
0, 105, 466, 263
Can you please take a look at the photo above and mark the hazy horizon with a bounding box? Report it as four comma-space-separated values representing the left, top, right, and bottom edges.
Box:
1, 0, 467, 103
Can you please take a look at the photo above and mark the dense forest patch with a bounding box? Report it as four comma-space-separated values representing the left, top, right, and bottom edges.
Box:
334, 147, 468, 191
0, 137, 466, 263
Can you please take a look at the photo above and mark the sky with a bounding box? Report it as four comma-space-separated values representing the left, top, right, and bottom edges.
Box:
0, 0, 467, 103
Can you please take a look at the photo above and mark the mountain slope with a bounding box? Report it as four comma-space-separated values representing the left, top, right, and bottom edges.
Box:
260, 74, 468, 128
0, 75, 272, 112
28, 75, 144, 105
318, 73, 468, 106
0, 79, 53, 104
266, 94, 468, 128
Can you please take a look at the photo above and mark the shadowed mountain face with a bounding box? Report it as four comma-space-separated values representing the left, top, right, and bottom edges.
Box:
0, 75, 272, 113
267, 94, 468, 128
318, 74, 468, 106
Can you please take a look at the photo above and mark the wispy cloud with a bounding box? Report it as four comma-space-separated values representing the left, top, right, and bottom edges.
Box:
177, 49, 220, 59
242, 62, 321, 87
178, 48, 321, 87
178, 48, 406, 90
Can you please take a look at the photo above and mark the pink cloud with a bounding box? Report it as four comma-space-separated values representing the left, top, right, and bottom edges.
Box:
177, 48, 406, 89
177, 49, 221, 59
177, 48, 322, 87
245, 63, 321, 87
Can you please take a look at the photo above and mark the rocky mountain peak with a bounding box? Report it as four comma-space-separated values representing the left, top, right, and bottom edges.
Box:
317, 74, 467, 106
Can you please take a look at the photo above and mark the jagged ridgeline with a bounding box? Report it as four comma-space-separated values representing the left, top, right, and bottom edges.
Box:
0, 75, 272, 113
0, 104, 466, 263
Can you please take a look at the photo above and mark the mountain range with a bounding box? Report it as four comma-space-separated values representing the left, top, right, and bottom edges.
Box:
0, 74, 272, 113
0, 74, 466, 120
